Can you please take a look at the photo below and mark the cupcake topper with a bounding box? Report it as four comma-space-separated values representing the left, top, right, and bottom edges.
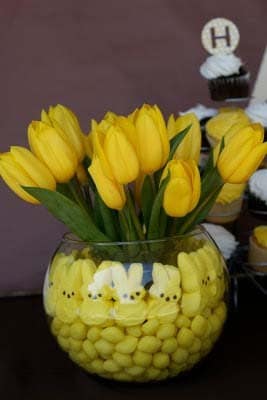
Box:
201, 18, 240, 55
250, 45, 267, 104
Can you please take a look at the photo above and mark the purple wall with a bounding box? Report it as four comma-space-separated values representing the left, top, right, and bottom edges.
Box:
1, 0, 267, 295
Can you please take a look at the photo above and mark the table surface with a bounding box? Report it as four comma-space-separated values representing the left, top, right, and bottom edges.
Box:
1, 277, 267, 400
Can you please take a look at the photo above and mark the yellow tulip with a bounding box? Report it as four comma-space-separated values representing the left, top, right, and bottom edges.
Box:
132, 104, 170, 174
83, 133, 93, 159
89, 155, 126, 210
167, 113, 201, 164
41, 104, 85, 162
0, 146, 56, 204
28, 121, 78, 183
217, 123, 267, 183
162, 159, 201, 217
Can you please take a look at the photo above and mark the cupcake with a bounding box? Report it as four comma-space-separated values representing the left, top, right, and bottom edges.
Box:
245, 102, 267, 167
202, 223, 238, 260
248, 226, 267, 272
205, 107, 250, 147
248, 169, 267, 216
200, 53, 250, 101
206, 183, 246, 224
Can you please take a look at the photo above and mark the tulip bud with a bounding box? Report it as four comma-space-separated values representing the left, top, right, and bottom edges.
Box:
42, 104, 85, 162
0, 146, 56, 204
133, 104, 170, 174
167, 113, 201, 164
162, 159, 201, 217
217, 123, 267, 183
89, 155, 126, 210
28, 121, 78, 183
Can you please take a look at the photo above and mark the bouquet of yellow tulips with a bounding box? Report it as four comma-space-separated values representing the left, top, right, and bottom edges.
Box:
1, 104, 267, 243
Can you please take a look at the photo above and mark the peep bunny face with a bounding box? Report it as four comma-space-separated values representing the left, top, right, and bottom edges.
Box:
149, 263, 181, 303
112, 263, 145, 303
87, 267, 113, 300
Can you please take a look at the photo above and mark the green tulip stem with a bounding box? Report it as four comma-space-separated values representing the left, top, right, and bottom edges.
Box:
125, 187, 145, 241
67, 177, 92, 216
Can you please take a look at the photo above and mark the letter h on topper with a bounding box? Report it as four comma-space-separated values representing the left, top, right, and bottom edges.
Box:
210, 25, 231, 49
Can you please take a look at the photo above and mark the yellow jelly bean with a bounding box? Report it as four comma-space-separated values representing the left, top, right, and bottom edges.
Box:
214, 301, 227, 322
115, 336, 138, 354
203, 321, 212, 338
69, 338, 82, 352
113, 352, 133, 367
142, 319, 159, 335
191, 315, 208, 337
175, 315, 191, 329
57, 336, 70, 352
82, 340, 98, 360
187, 353, 201, 366
59, 324, 70, 338
90, 358, 105, 373
133, 350, 152, 367
209, 314, 222, 333
137, 336, 161, 353
156, 369, 169, 380
113, 371, 133, 382
177, 327, 194, 348
189, 338, 202, 354
69, 350, 88, 365
145, 367, 161, 380
153, 353, 170, 369
51, 317, 63, 335
95, 339, 114, 356
125, 366, 145, 377
202, 308, 212, 318
201, 338, 212, 352
157, 323, 176, 340
87, 326, 101, 342
126, 326, 142, 337
171, 348, 189, 364
101, 326, 125, 343
169, 362, 186, 376
103, 359, 121, 373
70, 321, 87, 340
161, 337, 178, 354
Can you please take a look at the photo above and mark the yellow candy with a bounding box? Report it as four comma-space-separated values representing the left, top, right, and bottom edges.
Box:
191, 315, 208, 337
113, 371, 133, 382
156, 369, 169, 381
137, 336, 161, 353
68, 338, 82, 352
171, 348, 189, 364
51, 317, 63, 335
157, 323, 176, 339
101, 326, 125, 343
126, 326, 142, 337
175, 315, 191, 328
82, 340, 98, 360
59, 324, 70, 338
113, 352, 133, 367
133, 351, 152, 367
201, 338, 212, 353
87, 326, 101, 342
187, 353, 201, 365
115, 336, 138, 354
69, 350, 88, 365
90, 358, 105, 373
57, 336, 70, 352
145, 367, 161, 380
214, 302, 227, 322
103, 359, 121, 373
125, 366, 145, 377
209, 314, 222, 333
95, 339, 114, 356
70, 321, 87, 340
161, 337, 178, 354
153, 353, 170, 369
177, 327, 194, 348
189, 338, 202, 354
142, 319, 159, 335
169, 361, 186, 374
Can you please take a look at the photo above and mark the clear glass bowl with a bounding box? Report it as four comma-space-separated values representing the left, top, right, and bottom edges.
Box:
43, 226, 229, 383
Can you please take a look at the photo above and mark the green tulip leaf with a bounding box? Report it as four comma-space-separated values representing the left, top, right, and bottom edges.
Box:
94, 192, 119, 241
141, 175, 155, 229
22, 186, 110, 242
168, 124, 192, 161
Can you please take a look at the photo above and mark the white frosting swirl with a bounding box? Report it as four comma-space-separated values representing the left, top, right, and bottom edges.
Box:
249, 170, 267, 204
200, 54, 243, 79
245, 102, 267, 127
202, 223, 238, 260
180, 104, 217, 121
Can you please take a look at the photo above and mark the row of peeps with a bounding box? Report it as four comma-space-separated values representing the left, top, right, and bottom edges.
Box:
44, 243, 226, 327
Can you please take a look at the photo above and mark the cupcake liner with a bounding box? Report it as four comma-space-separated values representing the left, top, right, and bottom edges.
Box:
248, 193, 267, 217
208, 72, 250, 101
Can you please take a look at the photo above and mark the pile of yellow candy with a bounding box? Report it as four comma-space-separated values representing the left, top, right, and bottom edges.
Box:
44, 243, 227, 382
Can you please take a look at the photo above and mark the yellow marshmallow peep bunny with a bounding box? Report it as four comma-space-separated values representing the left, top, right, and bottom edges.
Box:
44, 252, 76, 317
80, 261, 114, 326
112, 262, 147, 327
148, 263, 181, 323
55, 259, 84, 323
